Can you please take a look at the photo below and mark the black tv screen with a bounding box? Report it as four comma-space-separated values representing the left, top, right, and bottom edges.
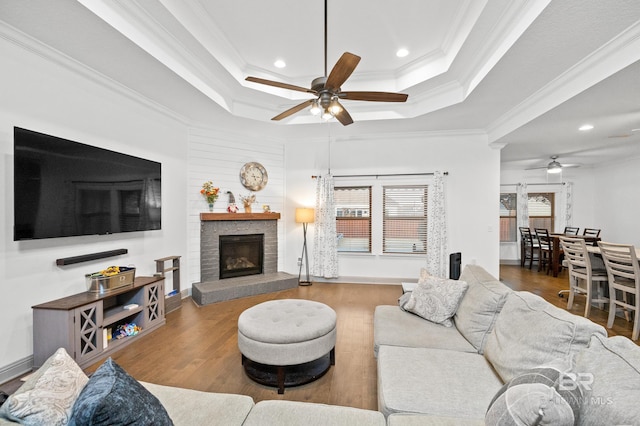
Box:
14, 127, 161, 241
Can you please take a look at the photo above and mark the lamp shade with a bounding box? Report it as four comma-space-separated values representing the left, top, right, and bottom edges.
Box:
295, 208, 315, 224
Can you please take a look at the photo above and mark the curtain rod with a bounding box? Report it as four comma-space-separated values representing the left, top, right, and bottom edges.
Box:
500, 182, 566, 186
312, 172, 448, 179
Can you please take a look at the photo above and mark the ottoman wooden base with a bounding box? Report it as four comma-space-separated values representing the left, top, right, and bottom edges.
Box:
242, 348, 335, 394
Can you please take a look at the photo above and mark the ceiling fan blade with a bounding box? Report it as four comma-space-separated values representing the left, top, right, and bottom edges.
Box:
341, 91, 408, 102
271, 99, 314, 121
333, 104, 354, 126
525, 163, 581, 171
246, 77, 316, 94
325, 52, 361, 91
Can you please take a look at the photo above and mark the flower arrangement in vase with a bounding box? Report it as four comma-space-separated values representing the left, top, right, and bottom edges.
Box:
200, 181, 220, 211
239, 193, 256, 213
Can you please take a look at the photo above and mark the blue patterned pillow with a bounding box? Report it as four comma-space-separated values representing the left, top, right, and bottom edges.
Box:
68, 358, 173, 426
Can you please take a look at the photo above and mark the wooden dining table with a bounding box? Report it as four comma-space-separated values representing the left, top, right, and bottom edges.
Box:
586, 245, 640, 258
550, 233, 601, 277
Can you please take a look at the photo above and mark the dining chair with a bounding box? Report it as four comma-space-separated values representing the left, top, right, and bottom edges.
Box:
559, 237, 608, 318
583, 228, 601, 237
518, 227, 539, 269
534, 228, 552, 274
563, 226, 580, 235
597, 241, 640, 341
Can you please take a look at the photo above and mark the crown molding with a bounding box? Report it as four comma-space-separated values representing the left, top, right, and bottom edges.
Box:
0, 20, 191, 126
487, 19, 640, 145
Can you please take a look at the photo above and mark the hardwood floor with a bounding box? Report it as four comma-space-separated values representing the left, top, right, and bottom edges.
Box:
86, 283, 401, 411
1, 265, 637, 409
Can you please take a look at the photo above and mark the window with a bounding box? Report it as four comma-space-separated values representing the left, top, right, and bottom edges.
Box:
383, 185, 428, 254
528, 193, 554, 231
499, 193, 517, 242
335, 187, 371, 252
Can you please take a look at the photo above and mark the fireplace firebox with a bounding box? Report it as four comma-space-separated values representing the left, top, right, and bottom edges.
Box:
219, 234, 264, 279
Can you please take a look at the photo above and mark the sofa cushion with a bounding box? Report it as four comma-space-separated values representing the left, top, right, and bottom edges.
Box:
483, 291, 607, 382
0, 348, 88, 426
141, 381, 254, 426
243, 400, 385, 426
377, 345, 503, 419
68, 358, 173, 426
387, 414, 485, 426
403, 276, 468, 327
454, 265, 512, 354
485, 363, 583, 425
573, 334, 640, 424
374, 306, 476, 356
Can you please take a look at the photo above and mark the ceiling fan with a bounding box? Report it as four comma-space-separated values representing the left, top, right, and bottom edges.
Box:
526, 156, 580, 174
245, 0, 408, 126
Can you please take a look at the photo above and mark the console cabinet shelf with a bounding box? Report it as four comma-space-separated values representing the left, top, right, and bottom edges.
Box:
32, 276, 165, 369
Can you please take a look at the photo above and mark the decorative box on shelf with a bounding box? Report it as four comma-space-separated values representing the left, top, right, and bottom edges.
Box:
86, 266, 136, 293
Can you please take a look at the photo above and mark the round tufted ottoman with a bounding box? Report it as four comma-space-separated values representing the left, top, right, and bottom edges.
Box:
238, 299, 337, 394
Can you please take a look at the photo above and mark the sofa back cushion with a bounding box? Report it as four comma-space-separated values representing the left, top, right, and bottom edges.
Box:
454, 265, 512, 353
573, 334, 640, 424
483, 291, 607, 382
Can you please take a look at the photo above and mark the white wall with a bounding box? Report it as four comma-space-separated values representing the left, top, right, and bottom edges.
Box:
0, 33, 189, 373
591, 156, 640, 246
284, 131, 501, 280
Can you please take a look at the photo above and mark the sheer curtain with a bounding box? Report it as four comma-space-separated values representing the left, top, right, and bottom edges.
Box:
558, 182, 573, 232
312, 174, 339, 278
426, 171, 448, 278
517, 183, 529, 229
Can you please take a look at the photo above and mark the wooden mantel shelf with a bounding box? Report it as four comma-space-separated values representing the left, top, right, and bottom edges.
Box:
200, 212, 281, 221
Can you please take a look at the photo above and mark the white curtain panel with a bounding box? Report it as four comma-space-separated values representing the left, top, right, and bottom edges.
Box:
426, 171, 448, 278
517, 183, 529, 229
312, 174, 339, 278
561, 182, 573, 231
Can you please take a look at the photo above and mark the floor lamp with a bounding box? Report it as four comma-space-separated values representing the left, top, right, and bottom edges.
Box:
295, 208, 314, 286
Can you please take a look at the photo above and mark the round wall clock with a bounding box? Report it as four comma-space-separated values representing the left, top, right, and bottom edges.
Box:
240, 162, 268, 191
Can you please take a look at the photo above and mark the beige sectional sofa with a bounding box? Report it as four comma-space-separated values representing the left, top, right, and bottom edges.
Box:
374, 264, 640, 425
3, 263, 639, 425
0, 344, 384, 426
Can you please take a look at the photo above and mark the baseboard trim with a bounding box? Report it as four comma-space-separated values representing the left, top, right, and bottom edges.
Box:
0, 354, 33, 385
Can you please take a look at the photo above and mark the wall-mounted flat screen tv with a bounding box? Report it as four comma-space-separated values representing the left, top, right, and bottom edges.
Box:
14, 127, 161, 241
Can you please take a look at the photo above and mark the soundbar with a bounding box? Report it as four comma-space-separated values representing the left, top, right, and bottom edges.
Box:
56, 249, 128, 266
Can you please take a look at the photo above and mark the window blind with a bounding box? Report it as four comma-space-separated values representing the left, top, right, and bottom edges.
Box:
383, 185, 428, 254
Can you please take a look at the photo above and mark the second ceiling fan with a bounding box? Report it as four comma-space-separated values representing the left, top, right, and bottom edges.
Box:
245, 0, 408, 126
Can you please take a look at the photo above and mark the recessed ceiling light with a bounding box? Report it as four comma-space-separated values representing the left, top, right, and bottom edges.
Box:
578, 124, 594, 131
274, 59, 286, 68
396, 48, 409, 58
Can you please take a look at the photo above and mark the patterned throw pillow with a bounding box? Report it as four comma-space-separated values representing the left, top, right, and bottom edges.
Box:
403, 275, 469, 327
485, 364, 583, 425
68, 358, 173, 426
0, 348, 88, 426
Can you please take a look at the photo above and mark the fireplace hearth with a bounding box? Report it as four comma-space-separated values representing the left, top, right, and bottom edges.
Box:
219, 234, 264, 279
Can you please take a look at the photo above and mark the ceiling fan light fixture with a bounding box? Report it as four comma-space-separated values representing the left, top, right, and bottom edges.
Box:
310, 99, 321, 115
328, 97, 342, 115
321, 108, 333, 121
547, 161, 563, 174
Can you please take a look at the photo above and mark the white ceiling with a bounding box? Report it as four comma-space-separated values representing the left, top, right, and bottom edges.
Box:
1, 0, 639, 170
